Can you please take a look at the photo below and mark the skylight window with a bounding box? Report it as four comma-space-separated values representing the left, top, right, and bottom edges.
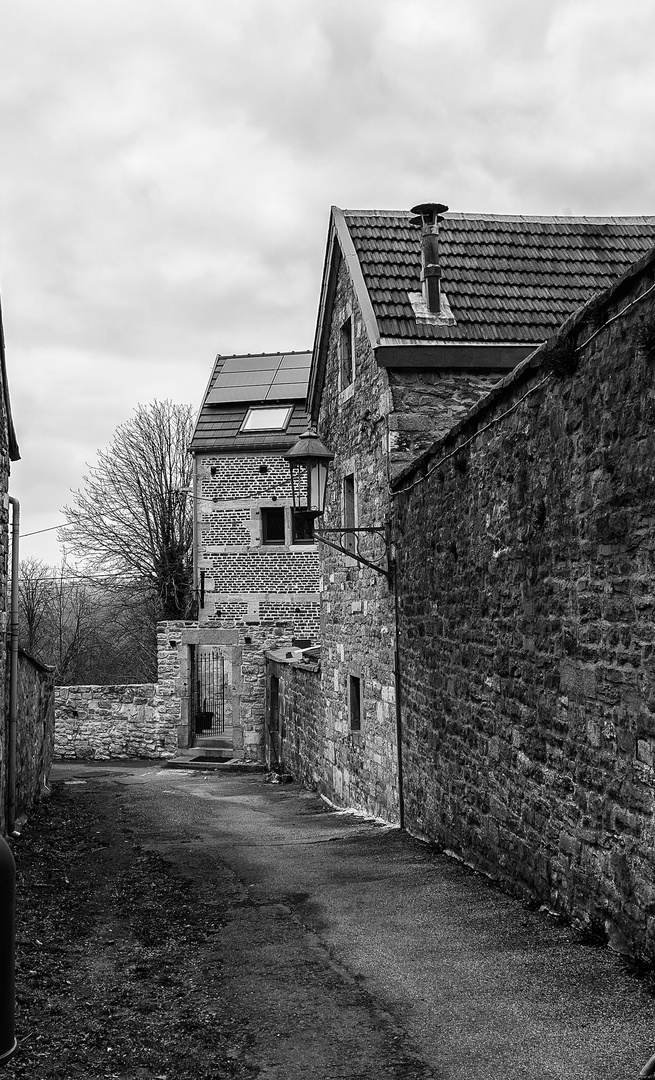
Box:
241, 406, 292, 432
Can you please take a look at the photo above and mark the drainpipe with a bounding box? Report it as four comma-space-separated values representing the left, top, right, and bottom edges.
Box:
390, 524, 405, 831
7, 497, 18, 836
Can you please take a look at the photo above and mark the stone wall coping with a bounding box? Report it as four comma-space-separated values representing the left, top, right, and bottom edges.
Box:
18, 647, 55, 674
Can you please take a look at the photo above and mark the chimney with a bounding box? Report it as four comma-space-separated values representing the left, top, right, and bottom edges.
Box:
410, 202, 448, 315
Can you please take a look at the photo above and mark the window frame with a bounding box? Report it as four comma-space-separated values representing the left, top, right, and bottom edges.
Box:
240, 406, 293, 433
291, 509, 315, 546
261, 506, 286, 545
349, 674, 362, 732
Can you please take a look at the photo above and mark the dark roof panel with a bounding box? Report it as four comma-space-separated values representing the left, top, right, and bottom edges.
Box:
191, 351, 311, 452
343, 210, 655, 344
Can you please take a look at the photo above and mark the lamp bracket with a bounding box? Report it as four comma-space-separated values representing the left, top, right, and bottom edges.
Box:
314, 526, 392, 581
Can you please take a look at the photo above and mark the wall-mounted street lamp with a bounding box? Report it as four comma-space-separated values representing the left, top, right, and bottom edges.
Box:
284, 429, 392, 581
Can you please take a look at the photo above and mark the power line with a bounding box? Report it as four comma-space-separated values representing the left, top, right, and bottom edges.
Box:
19, 523, 73, 539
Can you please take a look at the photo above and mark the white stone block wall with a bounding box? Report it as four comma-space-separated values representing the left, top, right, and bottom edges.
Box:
55, 683, 179, 760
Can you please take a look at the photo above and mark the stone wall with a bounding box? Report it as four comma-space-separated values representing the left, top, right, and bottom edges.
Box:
54, 622, 185, 761
265, 656, 322, 785
315, 255, 400, 820
393, 248, 655, 958
14, 649, 54, 824
55, 683, 179, 760
312, 253, 512, 822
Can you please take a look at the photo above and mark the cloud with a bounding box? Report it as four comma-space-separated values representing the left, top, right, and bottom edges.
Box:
1, 0, 654, 561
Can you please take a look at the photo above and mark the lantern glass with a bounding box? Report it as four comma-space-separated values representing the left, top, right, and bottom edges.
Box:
310, 460, 328, 513
285, 429, 334, 516
289, 459, 329, 514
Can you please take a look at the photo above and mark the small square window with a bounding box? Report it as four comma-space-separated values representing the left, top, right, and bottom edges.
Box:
292, 510, 315, 545
241, 406, 292, 432
261, 507, 286, 544
349, 675, 362, 732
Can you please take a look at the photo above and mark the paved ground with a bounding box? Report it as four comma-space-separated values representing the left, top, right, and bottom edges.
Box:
12, 760, 655, 1079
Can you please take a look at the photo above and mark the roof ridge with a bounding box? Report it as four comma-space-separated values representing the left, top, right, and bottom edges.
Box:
215, 349, 311, 360
341, 208, 655, 224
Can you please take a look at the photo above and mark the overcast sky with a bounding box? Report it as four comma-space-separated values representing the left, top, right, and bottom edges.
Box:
2, 0, 655, 563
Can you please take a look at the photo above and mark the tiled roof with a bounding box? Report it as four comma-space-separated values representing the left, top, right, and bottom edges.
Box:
191, 351, 311, 453
344, 210, 655, 343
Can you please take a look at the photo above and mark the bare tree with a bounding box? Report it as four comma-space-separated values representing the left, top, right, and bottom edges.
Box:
62, 400, 195, 619
47, 567, 98, 684
17, 556, 52, 655
16, 557, 160, 684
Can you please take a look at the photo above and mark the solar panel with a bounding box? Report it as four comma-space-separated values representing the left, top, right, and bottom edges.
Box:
206, 385, 268, 404
221, 355, 281, 373
278, 353, 312, 370
207, 352, 311, 405
265, 381, 307, 400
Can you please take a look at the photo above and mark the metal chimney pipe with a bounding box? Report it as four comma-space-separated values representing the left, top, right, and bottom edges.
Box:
410, 202, 448, 315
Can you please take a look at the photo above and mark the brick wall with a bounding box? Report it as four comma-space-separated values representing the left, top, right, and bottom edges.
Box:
393, 249, 655, 958
195, 451, 320, 638
191, 448, 321, 763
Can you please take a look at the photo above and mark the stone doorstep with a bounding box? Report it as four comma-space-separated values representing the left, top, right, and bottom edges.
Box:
194, 736, 233, 750
163, 754, 266, 773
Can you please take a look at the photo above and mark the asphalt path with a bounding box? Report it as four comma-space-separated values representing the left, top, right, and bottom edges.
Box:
54, 761, 655, 1079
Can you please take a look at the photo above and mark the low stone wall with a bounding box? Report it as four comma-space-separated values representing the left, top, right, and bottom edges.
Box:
14, 649, 55, 826
55, 683, 179, 760
265, 656, 323, 785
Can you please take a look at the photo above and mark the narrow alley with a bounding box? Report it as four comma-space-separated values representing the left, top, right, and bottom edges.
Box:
7, 762, 655, 1080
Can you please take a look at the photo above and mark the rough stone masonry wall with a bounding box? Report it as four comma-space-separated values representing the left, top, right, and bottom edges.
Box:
393, 249, 655, 959
0, 371, 10, 827
55, 684, 178, 760
266, 657, 322, 784
313, 255, 519, 822
387, 369, 501, 479
14, 650, 55, 824
55, 623, 183, 760
316, 256, 400, 820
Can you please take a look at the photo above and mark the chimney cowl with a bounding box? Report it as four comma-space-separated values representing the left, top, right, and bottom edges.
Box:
410, 202, 448, 315
409, 202, 448, 228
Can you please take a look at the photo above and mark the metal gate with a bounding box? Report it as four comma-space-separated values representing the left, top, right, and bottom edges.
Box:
191, 648, 225, 739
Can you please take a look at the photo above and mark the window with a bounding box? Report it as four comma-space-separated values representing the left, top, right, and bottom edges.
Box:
292, 510, 315, 545
241, 406, 292, 432
349, 675, 362, 732
343, 473, 356, 554
261, 507, 286, 544
270, 675, 280, 734
340, 317, 354, 388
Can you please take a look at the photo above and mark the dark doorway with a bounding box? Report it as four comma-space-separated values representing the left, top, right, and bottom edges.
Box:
190, 647, 225, 740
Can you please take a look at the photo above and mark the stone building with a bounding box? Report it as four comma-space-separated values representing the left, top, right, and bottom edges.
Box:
303, 203, 655, 822
173, 350, 320, 763
1, 292, 53, 834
